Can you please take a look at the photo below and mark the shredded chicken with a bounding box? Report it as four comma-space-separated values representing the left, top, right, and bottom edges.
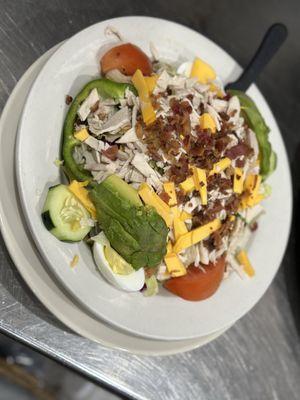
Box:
71, 57, 264, 282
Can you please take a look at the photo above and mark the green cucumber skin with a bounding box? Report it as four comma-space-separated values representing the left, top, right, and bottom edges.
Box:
48, 184, 61, 191
42, 184, 91, 242
62, 79, 136, 184
41, 210, 55, 231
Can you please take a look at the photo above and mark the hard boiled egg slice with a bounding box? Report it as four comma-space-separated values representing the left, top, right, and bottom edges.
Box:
93, 232, 145, 292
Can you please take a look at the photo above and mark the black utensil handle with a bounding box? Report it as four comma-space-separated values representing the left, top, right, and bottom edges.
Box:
226, 23, 288, 92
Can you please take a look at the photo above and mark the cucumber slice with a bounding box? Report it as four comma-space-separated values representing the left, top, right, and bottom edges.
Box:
42, 184, 92, 242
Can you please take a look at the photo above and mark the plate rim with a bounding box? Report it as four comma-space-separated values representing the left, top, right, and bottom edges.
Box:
0, 41, 231, 356
15, 16, 293, 340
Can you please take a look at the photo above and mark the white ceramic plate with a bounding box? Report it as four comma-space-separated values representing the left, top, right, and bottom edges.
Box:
16, 17, 292, 340
0, 43, 231, 356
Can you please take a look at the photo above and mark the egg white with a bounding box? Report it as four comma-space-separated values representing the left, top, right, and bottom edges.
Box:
93, 233, 145, 292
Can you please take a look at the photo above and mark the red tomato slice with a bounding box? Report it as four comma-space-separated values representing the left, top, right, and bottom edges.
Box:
164, 257, 225, 301
100, 43, 152, 76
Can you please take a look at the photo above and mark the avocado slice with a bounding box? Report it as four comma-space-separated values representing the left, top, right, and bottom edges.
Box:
102, 174, 142, 207
90, 175, 168, 269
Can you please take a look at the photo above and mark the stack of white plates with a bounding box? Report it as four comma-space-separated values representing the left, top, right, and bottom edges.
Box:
0, 17, 292, 355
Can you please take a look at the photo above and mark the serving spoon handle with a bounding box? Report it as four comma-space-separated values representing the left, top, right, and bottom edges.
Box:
225, 23, 288, 92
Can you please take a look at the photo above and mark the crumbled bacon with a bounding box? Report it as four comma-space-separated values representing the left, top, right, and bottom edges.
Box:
207, 175, 232, 193
211, 218, 234, 248
159, 191, 171, 204
219, 111, 230, 121
235, 157, 246, 168
224, 194, 240, 214
170, 99, 192, 115
176, 189, 188, 205
192, 200, 224, 228
65, 95, 73, 105
169, 159, 190, 184
249, 221, 258, 231
225, 142, 253, 160
215, 135, 231, 153
102, 145, 118, 161
187, 130, 220, 169
133, 86, 256, 260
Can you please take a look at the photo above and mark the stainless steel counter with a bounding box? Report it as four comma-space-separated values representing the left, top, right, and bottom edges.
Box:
1, 1, 300, 399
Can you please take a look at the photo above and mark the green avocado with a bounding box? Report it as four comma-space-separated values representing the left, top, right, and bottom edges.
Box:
101, 174, 142, 207
90, 175, 168, 270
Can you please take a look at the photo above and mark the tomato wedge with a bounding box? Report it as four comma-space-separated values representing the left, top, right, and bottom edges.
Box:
100, 43, 153, 76
164, 257, 225, 301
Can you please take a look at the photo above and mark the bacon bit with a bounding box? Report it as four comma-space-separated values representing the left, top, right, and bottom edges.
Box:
225, 195, 240, 214
151, 94, 161, 110
183, 135, 190, 148
170, 99, 192, 116
225, 142, 253, 160
170, 98, 182, 115
192, 200, 224, 228
194, 155, 216, 170
211, 230, 222, 248
220, 122, 233, 134
176, 189, 188, 205
182, 113, 192, 136
65, 95, 73, 105
249, 221, 258, 231
159, 191, 171, 204
169, 155, 190, 184
215, 135, 230, 152
207, 174, 232, 194
192, 212, 213, 228
168, 139, 181, 153
235, 157, 246, 168
219, 111, 230, 121
211, 218, 234, 248
228, 109, 238, 117
161, 130, 173, 144
102, 145, 118, 161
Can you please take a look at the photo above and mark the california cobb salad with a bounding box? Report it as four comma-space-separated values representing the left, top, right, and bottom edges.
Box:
41, 28, 276, 301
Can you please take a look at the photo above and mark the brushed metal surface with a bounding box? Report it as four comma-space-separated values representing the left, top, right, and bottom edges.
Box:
1, 1, 300, 399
